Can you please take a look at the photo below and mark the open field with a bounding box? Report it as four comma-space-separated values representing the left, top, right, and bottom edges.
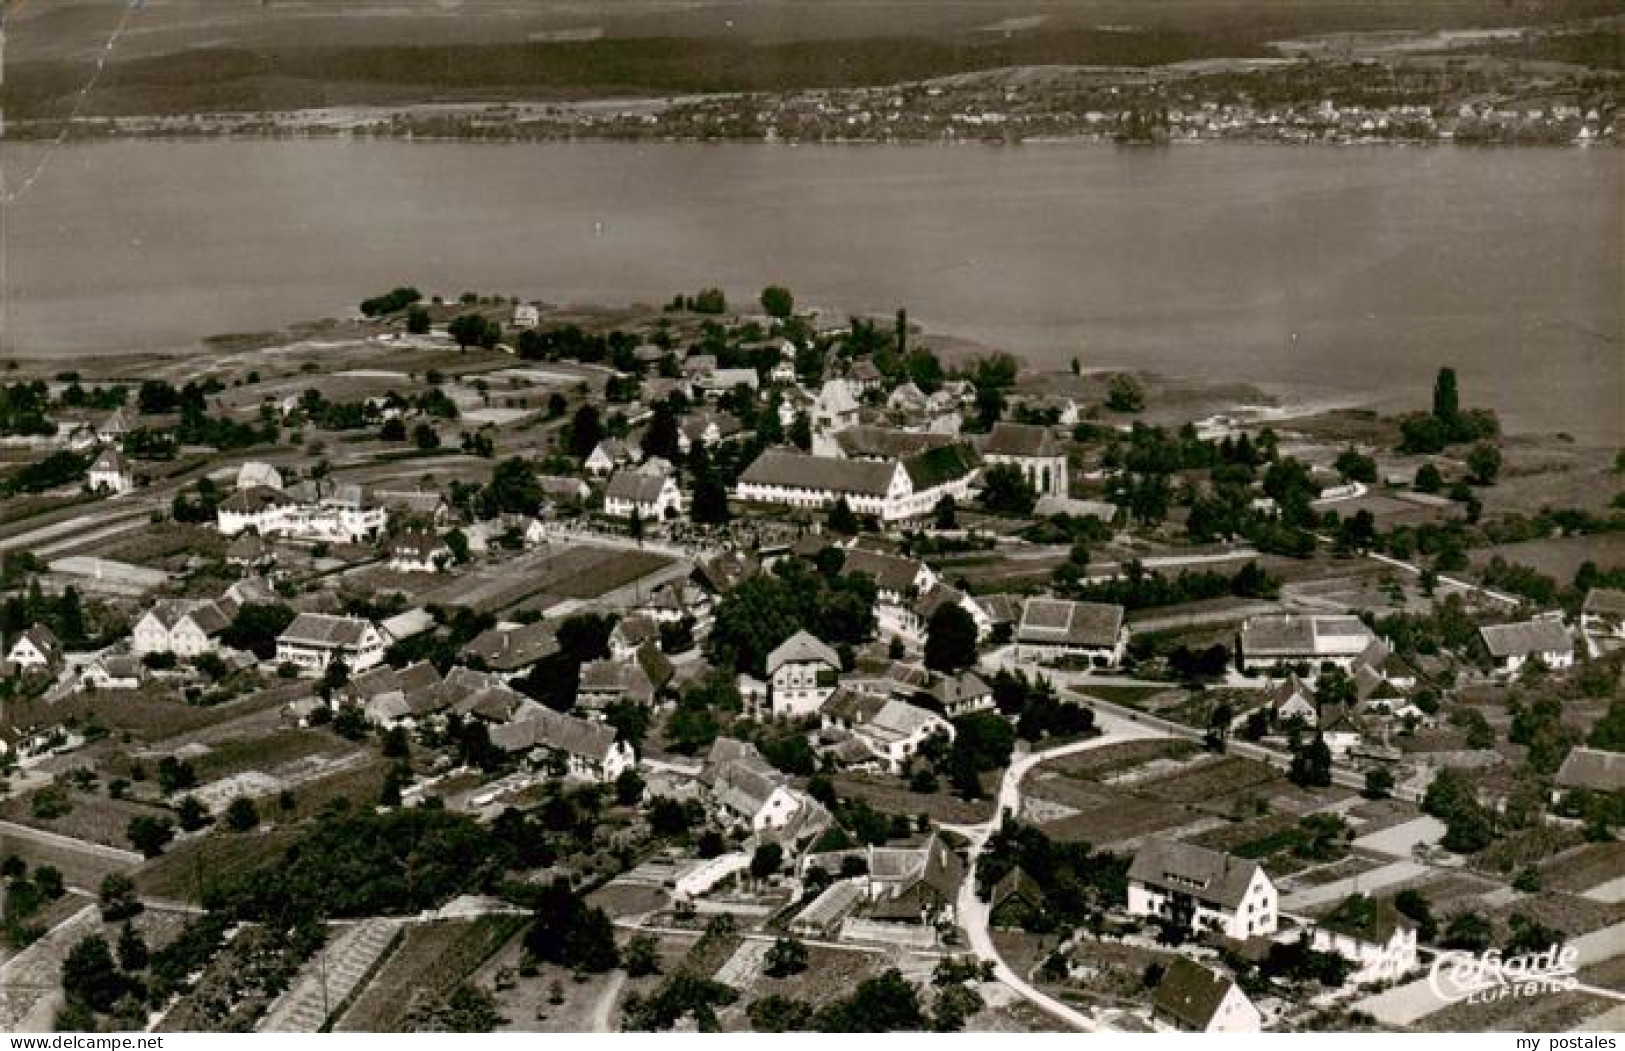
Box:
1470, 533, 1625, 584
0, 790, 170, 852
832, 773, 996, 825
335, 916, 525, 1032
134, 828, 301, 903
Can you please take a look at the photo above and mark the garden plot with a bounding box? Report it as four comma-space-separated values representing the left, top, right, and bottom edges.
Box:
260, 919, 404, 1032
0, 790, 172, 852
712, 939, 771, 987
1353, 815, 1447, 858
1486, 891, 1625, 940
1541, 842, 1625, 896
1133, 755, 1276, 805
1048, 739, 1195, 781
334, 916, 523, 1032
0, 903, 100, 1032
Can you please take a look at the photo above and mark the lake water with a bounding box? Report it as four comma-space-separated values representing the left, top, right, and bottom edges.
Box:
2, 140, 1619, 439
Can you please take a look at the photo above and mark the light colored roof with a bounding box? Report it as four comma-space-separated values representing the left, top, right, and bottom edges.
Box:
236, 462, 283, 490
1127, 837, 1265, 912
90, 447, 128, 474
605, 471, 672, 505
1240, 615, 1375, 658
1017, 598, 1123, 649
1583, 588, 1625, 619
467, 622, 559, 671
767, 630, 841, 674
279, 613, 373, 649
984, 422, 1060, 458
840, 546, 926, 594
1556, 747, 1625, 792
866, 700, 943, 740
833, 426, 955, 460
1480, 618, 1573, 658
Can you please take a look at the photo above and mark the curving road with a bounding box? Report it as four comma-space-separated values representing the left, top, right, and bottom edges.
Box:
945, 705, 1168, 1032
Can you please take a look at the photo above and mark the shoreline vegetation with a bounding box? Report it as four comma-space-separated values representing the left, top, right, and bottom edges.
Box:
1, 9, 1619, 146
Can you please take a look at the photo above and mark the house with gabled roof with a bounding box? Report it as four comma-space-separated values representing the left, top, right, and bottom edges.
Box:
1152, 958, 1261, 1033
932, 670, 994, 718
1309, 896, 1419, 984
6, 625, 62, 674
87, 447, 134, 495
1555, 747, 1625, 795
1127, 837, 1278, 939
768, 630, 842, 718
736, 444, 979, 522
275, 613, 385, 674
700, 738, 830, 841
1581, 588, 1625, 641
235, 461, 284, 492
78, 652, 144, 692
466, 621, 559, 678
577, 656, 663, 711
983, 422, 1068, 498
801, 834, 964, 926
132, 599, 230, 658
490, 708, 634, 784
585, 439, 638, 478
1480, 615, 1575, 675
604, 470, 683, 522
388, 529, 451, 574
1270, 674, 1318, 728
1238, 614, 1377, 673
847, 699, 953, 774
1015, 597, 1126, 666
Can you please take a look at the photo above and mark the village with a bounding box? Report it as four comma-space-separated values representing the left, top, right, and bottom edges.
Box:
0, 284, 1621, 1034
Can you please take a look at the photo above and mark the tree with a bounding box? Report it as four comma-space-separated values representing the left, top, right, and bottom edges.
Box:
1394, 889, 1437, 941
764, 936, 808, 978
980, 463, 1037, 516
448, 313, 497, 350
933, 494, 957, 530
1363, 767, 1395, 800
176, 795, 211, 832
760, 286, 794, 319
61, 935, 128, 1015
412, 422, 441, 450
524, 878, 619, 973
1443, 911, 1493, 952
749, 995, 813, 1032
1288, 734, 1333, 788
624, 934, 662, 978
126, 815, 175, 858
691, 474, 730, 524
220, 602, 297, 660
224, 796, 260, 832
116, 922, 149, 972
816, 968, 924, 1032
1105, 373, 1145, 413
1414, 462, 1444, 493
826, 497, 859, 535
1433, 366, 1460, 424
924, 603, 978, 674
99, 873, 142, 922
614, 768, 645, 807
1467, 442, 1502, 486
569, 404, 604, 459
750, 842, 784, 881
1335, 446, 1377, 483
34, 865, 64, 900
405, 306, 431, 334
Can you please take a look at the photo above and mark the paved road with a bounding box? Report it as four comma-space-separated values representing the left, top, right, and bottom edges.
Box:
946, 708, 1168, 1033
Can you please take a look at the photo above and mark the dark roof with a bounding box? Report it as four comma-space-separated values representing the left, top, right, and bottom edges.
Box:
834, 426, 958, 461
1127, 837, 1265, 912
739, 450, 899, 498
1017, 598, 1123, 649
984, 422, 1060, 459
220, 485, 294, 513
491, 707, 620, 761
903, 444, 979, 490
1153, 959, 1238, 1031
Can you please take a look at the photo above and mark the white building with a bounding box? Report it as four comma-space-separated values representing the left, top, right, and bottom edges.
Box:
1126, 837, 1278, 940
87, 447, 134, 495
1309, 902, 1419, 985
1480, 616, 1576, 676
603, 471, 683, 522
6, 625, 62, 673
489, 708, 635, 784
1238, 614, 1377, 672
132, 600, 229, 658
736, 446, 979, 523
217, 484, 387, 545
849, 699, 954, 774
1014, 597, 1127, 667
1582, 588, 1625, 640
767, 630, 842, 718
79, 653, 144, 691
387, 529, 451, 573
1152, 959, 1261, 1033
235, 461, 284, 491
275, 614, 386, 674
983, 422, 1068, 499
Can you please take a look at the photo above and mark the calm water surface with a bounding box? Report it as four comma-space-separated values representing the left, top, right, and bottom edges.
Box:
3, 140, 1619, 438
